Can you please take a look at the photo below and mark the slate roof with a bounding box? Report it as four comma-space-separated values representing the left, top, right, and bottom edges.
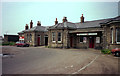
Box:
48, 16, 120, 30
48, 22, 77, 30
18, 31, 24, 34
48, 19, 108, 30
75, 19, 107, 29
24, 26, 46, 32
100, 16, 120, 25
18, 25, 48, 34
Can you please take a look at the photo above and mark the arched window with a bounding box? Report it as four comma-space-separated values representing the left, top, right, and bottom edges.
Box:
27, 34, 29, 42
52, 32, 56, 42
30, 34, 32, 42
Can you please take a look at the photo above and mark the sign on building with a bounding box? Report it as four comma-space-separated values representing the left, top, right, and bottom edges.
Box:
19, 36, 24, 40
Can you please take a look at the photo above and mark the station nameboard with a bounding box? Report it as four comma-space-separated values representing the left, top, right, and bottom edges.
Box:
19, 36, 24, 40
77, 33, 97, 36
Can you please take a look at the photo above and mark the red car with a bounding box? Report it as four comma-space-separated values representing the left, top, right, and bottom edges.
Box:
15, 41, 29, 47
111, 48, 120, 57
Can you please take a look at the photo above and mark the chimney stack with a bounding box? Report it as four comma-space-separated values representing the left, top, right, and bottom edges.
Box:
62, 17, 67, 23
25, 24, 29, 30
55, 18, 58, 25
37, 21, 41, 26
80, 14, 84, 23
30, 20, 33, 29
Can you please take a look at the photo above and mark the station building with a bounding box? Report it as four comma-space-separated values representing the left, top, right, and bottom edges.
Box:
18, 14, 120, 49
18, 20, 48, 46
48, 15, 120, 49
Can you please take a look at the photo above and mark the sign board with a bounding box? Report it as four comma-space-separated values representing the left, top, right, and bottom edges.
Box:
77, 33, 97, 36
83, 37, 87, 43
19, 36, 24, 40
96, 37, 100, 43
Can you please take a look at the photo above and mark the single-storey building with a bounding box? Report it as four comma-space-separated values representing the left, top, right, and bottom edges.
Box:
48, 14, 120, 49
4, 34, 19, 43
18, 14, 120, 49
18, 20, 48, 46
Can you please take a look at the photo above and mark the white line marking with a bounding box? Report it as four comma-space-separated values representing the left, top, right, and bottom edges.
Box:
72, 55, 99, 74
65, 65, 74, 68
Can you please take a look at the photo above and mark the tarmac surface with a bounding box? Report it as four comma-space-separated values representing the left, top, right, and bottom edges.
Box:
1, 46, 120, 74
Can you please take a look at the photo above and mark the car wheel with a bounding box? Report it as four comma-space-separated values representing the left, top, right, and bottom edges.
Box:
26, 44, 29, 47
115, 52, 120, 57
23, 45, 25, 47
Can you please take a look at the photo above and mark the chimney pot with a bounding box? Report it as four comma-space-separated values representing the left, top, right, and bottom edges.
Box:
63, 16, 67, 23
25, 24, 29, 30
30, 20, 33, 29
37, 21, 41, 26
81, 14, 84, 23
55, 18, 58, 25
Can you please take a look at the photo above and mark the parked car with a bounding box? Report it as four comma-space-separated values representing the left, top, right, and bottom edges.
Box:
111, 48, 120, 57
15, 41, 29, 47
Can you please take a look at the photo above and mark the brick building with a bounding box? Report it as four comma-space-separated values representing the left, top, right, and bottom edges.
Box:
48, 15, 120, 49
18, 20, 48, 46
18, 15, 120, 49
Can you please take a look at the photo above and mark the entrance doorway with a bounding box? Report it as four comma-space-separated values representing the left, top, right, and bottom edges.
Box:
37, 35, 41, 46
45, 35, 48, 46
70, 36, 73, 48
89, 37, 94, 48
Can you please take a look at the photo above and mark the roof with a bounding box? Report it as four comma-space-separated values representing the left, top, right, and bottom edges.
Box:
24, 26, 47, 32
48, 19, 108, 30
18, 25, 48, 34
4, 34, 19, 36
75, 19, 107, 29
69, 27, 104, 33
48, 22, 77, 30
100, 16, 120, 25
48, 16, 120, 30
18, 31, 24, 34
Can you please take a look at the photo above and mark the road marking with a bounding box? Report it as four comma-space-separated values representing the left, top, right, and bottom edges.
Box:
72, 55, 99, 74
65, 65, 74, 68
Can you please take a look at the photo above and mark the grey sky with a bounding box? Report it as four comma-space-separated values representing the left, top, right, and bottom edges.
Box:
1, 2, 118, 36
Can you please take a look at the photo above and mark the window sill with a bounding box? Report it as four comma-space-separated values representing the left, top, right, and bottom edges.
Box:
116, 42, 120, 44
96, 43, 101, 44
110, 43, 120, 45
52, 41, 56, 43
58, 41, 62, 43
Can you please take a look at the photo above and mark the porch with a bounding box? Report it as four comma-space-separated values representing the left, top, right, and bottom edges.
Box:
69, 28, 103, 49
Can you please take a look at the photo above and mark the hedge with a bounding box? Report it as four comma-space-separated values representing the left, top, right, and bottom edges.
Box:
101, 49, 111, 54
2, 42, 15, 46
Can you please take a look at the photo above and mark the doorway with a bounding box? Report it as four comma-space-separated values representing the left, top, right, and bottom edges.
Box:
89, 37, 94, 48
70, 36, 73, 48
45, 35, 48, 46
37, 35, 41, 46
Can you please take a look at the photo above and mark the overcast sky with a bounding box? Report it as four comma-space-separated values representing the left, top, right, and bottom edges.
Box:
1, 1, 118, 36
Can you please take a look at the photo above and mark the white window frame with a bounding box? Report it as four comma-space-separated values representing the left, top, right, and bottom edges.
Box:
116, 28, 120, 44
58, 32, 62, 43
27, 34, 29, 42
30, 34, 32, 42
52, 32, 56, 42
